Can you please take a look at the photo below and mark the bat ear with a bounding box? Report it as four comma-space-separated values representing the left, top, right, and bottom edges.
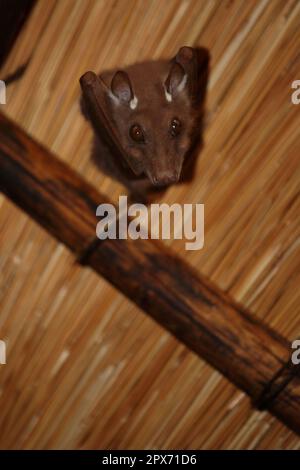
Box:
174, 46, 210, 105
165, 62, 187, 100
111, 71, 134, 104
175, 46, 194, 66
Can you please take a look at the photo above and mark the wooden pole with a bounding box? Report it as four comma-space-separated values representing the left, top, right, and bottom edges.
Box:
0, 111, 299, 435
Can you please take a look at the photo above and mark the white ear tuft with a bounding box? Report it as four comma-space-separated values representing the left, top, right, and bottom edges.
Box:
130, 95, 138, 110
164, 87, 172, 103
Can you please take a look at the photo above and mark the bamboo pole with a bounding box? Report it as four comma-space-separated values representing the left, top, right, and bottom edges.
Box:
0, 111, 299, 435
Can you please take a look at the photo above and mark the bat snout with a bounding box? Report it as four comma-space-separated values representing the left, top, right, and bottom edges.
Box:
150, 172, 179, 187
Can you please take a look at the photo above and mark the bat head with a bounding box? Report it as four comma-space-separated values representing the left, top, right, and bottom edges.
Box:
81, 47, 207, 187
104, 47, 203, 186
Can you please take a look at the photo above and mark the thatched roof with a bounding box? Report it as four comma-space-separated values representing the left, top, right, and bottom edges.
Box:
0, 0, 299, 449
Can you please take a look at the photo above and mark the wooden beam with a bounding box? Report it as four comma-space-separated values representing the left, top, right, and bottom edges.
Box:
0, 111, 299, 434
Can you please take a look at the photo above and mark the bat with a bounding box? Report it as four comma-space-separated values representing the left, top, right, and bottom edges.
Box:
80, 46, 209, 202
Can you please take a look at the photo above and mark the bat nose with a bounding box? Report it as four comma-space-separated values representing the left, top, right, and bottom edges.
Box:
152, 173, 179, 187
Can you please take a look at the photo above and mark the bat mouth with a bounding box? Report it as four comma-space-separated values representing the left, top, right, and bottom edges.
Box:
149, 173, 180, 187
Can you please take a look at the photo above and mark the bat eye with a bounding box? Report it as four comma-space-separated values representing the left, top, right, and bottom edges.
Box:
129, 124, 144, 143
170, 117, 182, 137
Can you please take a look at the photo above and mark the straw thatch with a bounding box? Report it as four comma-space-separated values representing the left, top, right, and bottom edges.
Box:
0, 0, 299, 449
